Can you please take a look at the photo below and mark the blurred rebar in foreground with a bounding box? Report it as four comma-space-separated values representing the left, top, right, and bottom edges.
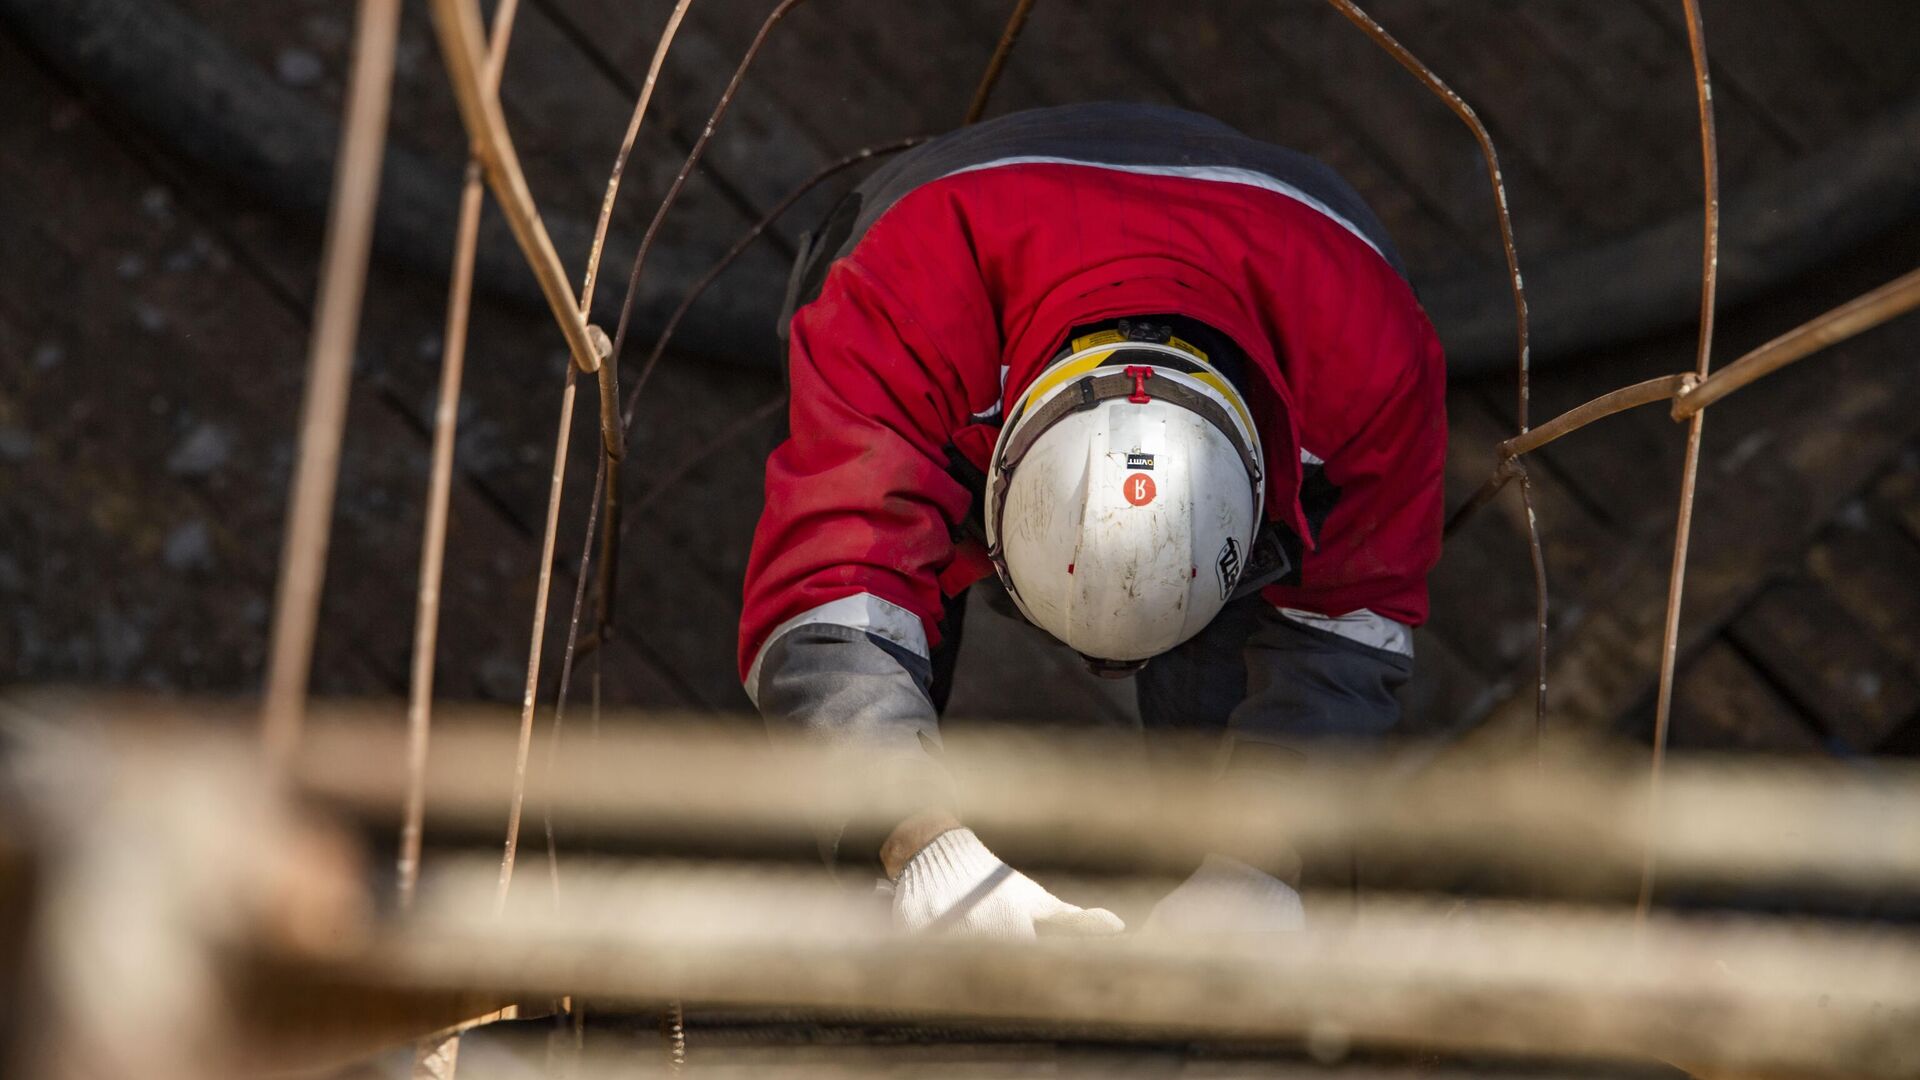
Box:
2, 695, 1917, 1078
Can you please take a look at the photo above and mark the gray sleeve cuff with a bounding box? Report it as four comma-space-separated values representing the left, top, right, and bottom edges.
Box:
753, 620, 939, 759
746, 594, 950, 870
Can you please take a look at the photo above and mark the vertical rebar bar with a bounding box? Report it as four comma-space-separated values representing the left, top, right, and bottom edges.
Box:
580, 0, 696, 316
964, 0, 1037, 125
495, 0, 696, 915
1323, 0, 1546, 747
593, 0, 815, 641
1639, 0, 1721, 924
497, 367, 577, 915
261, 0, 403, 770
400, 0, 523, 915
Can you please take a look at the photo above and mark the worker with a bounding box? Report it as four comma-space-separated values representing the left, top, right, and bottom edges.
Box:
739, 103, 1445, 939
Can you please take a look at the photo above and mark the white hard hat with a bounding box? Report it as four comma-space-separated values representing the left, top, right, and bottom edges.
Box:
984, 334, 1265, 674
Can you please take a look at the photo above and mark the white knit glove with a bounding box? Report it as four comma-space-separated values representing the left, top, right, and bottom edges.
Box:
1142, 854, 1304, 935
892, 828, 1126, 940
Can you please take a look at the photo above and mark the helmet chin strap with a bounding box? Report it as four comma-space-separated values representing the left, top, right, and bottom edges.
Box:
1081, 654, 1149, 679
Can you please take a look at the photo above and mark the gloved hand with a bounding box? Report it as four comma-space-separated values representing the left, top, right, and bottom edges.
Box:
892, 828, 1126, 940
1142, 854, 1304, 935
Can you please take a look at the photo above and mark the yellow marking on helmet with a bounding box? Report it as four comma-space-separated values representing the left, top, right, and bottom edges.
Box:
1069, 329, 1127, 352
1187, 369, 1258, 441
1163, 335, 1208, 363
1014, 349, 1115, 419
1010, 340, 1253, 447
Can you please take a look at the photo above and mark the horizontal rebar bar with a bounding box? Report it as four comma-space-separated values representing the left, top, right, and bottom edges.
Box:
1447, 264, 1920, 537
268, 706, 1920, 890
310, 858, 1920, 1076
1498, 375, 1693, 461
1672, 264, 1920, 419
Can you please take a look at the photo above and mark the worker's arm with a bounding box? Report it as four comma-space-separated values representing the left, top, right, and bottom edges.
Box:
1226, 605, 1413, 755
1230, 304, 1445, 759
1140, 597, 1413, 780
741, 256, 1127, 937
1136, 596, 1410, 932
740, 230, 997, 868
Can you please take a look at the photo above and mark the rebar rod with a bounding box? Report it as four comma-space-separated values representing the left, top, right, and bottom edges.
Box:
579, 0, 695, 317
1443, 459, 1517, 539
494, 0, 699, 915
964, 0, 1037, 125
586, 0, 825, 641
1324, 0, 1545, 744
1497, 375, 1694, 461
399, 0, 523, 917
424, 0, 603, 378
1639, 0, 1721, 926
1456, 263, 1920, 507
604, 0, 814, 382
1321, 0, 1529, 427
290, 716, 1920, 889
624, 137, 927, 418
1518, 472, 1550, 760
593, 0, 817, 643
581, 139, 927, 655
543, 452, 604, 912
1673, 264, 1920, 419
498, 367, 578, 915
260, 0, 403, 770
353, 861, 1920, 1077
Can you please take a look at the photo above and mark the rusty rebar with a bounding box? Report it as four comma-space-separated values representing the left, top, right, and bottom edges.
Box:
498, 364, 579, 915
573, 0, 699, 465
493, 0, 697, 915
624, 136, 927, 419
424, 0, 603, 378
596, 140, 927, 648
543, 452, 605, 913
1322, 0, 1530, 427
1327, 0, 1544, 744
1518, 471, 1550, 758
1673, 264, 1920, 419
261, 0, 403, 770
964, 0, 1037, 125
574, 395, 786, 660
587, 0, 813, 645
1497, 375, 1695, 462
367, 860, 1920, 1077
605, 0, 814, 381
592, 453, 620, 645
1638, 0, 1721, 926
1443, 459, 1518, 540
288, 713, 1920, 890
579, 0, 695, 317
399, 0, 523, 914
592, 133, 923, 656
1463, 261, 1920, 493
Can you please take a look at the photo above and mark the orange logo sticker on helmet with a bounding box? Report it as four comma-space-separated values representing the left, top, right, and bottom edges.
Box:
1123, 473, 1157, 506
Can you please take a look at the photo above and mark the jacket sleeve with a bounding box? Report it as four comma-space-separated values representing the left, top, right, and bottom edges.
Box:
1264, 309, 1447, 627
740, 230, 1001, 860
1140, 597, 1412, 763
1226, 607, 1412, 762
